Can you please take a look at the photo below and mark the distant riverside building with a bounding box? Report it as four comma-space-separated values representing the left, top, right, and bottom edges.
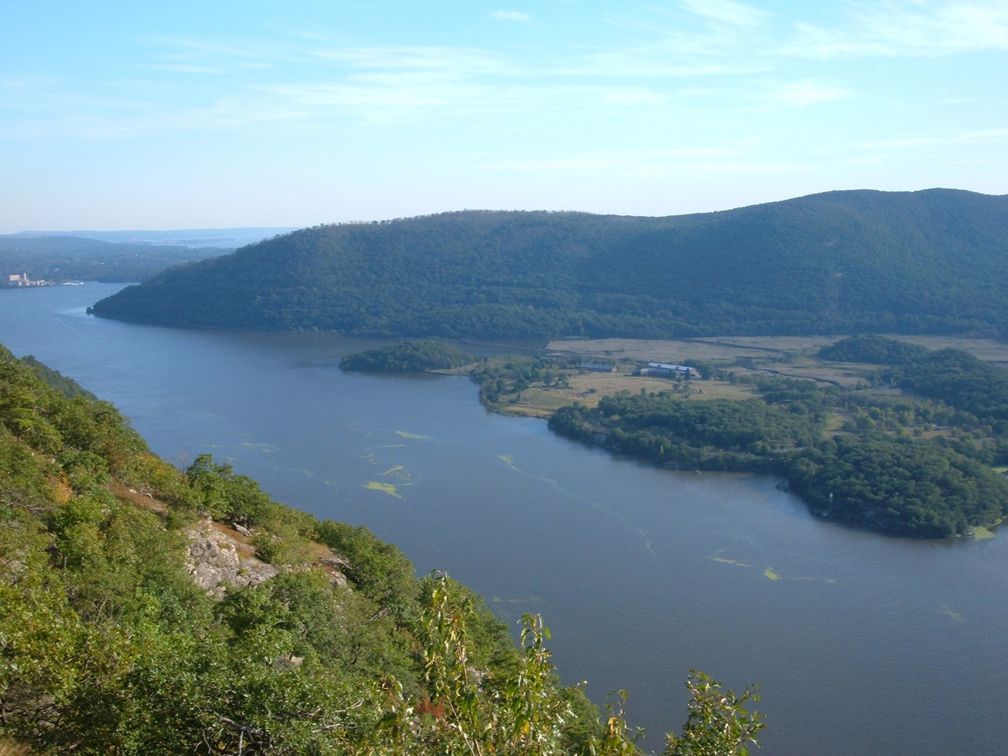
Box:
581, 362, 616, 373
638, 362, 700, 378
5, 273, 51, 288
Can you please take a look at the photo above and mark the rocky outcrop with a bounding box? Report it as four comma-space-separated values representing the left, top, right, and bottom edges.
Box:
184, 519, 352, 598
318, 554, 350, 588
185, 519, 278, 599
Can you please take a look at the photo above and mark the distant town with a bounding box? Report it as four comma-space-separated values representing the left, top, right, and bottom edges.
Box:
5, 272, 81, 288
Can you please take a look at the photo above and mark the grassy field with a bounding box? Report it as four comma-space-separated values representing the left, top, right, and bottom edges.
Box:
548, 334, 1008, 362
547, 334, 1008, 387
471, 333, 1008, 419
495, 373, 759, 417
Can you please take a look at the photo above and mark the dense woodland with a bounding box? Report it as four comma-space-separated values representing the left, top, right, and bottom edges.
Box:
0, 344, 764, 754
545, 340, 1008, 538
822, 336, 1008, 434
339, 340, 474, 373
92, 189, 1008, 339
0, 236, 227, 283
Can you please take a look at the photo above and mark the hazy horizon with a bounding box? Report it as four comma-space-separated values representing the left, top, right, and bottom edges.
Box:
5, 186, 1006, 237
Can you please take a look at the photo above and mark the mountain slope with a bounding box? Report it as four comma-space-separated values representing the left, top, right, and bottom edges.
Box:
0, 345, 765, 753
91, 189, 1008, 338
0, 345, 606, 751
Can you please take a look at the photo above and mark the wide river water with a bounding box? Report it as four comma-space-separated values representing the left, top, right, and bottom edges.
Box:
3, 283, 1007, 754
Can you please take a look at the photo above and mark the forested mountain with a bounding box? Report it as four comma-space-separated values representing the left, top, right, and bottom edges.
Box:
0, 236, 229, 283
91, 189, 1008, 338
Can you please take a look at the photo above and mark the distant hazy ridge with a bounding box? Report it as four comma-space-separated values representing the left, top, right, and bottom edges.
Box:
91, 189, 1008, 338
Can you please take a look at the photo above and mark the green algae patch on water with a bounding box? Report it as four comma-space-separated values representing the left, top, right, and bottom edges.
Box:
973, 526, 996, 541
365, 481, 402, 498
940, 605, 964, 622
396, 430, 430, 440
763, 567, 782, 581
707, 555, 750, 568
497, 454, 520, 472
240, 441, 278, 453
382, 465, 412, 482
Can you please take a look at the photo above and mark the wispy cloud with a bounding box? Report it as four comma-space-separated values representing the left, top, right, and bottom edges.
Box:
762, 80, 851, 108
311, 45, 512, 74
678, 0, 769, 27
146, 63, 224, 75
860, 128, 1008, 150
481, 156, 625, 172
258, 78, 672, 125
0, 74, 61, 91
554, 53, 767, 79
5, 5, 1003, 148
785, 1, 1008, 58
478, 145, 765, 175
490, 10, 530, 23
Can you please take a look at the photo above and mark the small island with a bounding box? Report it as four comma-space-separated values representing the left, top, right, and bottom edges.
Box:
339, 339, 475, 373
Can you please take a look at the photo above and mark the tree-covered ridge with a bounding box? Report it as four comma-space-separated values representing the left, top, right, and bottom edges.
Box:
0, 345, 763, 754
0, 236, 229, 283
92, 189, 1008, 339
339, 340, 475, 373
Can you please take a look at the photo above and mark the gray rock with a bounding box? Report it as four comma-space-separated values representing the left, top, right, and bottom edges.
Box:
319, 555, 350, 588
185, 519, 278, 599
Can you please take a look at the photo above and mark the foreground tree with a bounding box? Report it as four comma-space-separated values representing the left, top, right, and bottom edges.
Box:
664, 671, 764, 756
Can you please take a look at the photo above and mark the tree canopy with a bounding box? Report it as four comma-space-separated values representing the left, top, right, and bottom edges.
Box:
92, 189, 1008, 339
339, 340, 475, 373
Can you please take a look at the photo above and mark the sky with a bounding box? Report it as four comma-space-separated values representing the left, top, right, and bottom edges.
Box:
1, 0, 1006, 232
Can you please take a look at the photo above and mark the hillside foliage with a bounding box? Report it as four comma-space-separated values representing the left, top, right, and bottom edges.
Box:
92, 189, 1008, 339
0, 344, 763, 754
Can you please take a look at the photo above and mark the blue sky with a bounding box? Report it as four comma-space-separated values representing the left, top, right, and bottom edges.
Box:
1, 0, 1006, 231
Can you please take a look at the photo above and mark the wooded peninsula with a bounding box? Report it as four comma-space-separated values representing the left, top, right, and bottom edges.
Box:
340, 335, 1008, 539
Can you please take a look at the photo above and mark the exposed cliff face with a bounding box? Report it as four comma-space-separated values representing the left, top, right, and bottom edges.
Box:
185, 520, 278, 599
184, 519, 350, 599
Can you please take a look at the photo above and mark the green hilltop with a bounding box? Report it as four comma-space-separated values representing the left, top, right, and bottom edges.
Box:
91, 189, 1008, 338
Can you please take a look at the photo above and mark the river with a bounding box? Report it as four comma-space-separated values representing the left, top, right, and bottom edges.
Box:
3, 283, 1007, 754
